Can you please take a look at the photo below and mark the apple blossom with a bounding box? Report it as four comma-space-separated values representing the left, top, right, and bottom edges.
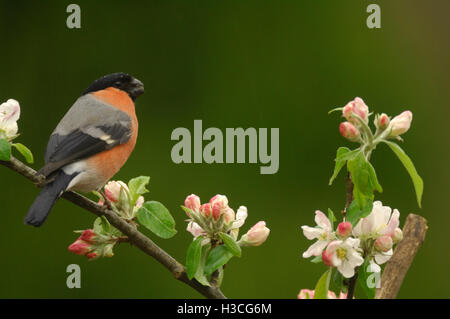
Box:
185, 194, 201, 212
68, 239, 91, 255
352, 201, 400, 240
339, 122, 360, 142
388, 110, 413, 137
301, 210, 334, 258
240, 221, 270, 246
342, 97, 369, 123
375, 113, 390, 130
392, 227, 403, 243
199, 203, 212, 218
210, 194, 229, 220
186, 221, 206, 238
322, 238, 364, 278
375, 235, 393, 252
337, 221, 352, 238
104, 181, 129, 203
0, 98, 20, 140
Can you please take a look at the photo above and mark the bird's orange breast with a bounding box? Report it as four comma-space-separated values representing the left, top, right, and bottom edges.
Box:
87, 87, 138, 181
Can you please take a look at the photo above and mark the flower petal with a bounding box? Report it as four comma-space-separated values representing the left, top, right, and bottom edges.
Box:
302, 240, 328, 258
301, 226, 323, 240
314, 210, 331, 231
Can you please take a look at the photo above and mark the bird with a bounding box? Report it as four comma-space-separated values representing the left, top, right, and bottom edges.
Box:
24, 73, 144, 227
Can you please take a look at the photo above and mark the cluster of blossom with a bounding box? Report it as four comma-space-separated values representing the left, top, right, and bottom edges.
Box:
68, 180, 143, 258
339, 97, 413, 142
301, 201, 403, 278
184, 194, 270, 246
0, 99, 20, 140
98, 180, 144, 220
68, 228, 120, 260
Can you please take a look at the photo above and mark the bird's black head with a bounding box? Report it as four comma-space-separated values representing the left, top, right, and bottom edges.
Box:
83, 73, 144, 101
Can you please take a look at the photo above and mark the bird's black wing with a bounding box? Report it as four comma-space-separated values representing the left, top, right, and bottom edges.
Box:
38, 123, 131, 178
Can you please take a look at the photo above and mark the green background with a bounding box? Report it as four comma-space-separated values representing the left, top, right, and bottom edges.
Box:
0, 0, 449, 298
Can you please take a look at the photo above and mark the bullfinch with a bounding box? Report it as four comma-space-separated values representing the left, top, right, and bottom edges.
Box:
25, 73, 144, 227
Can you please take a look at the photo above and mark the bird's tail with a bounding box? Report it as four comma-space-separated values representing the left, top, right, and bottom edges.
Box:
24, 171, 76, 227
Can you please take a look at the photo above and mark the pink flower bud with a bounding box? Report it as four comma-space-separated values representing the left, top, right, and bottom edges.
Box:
339, 122, 360, 142
79, 229, 96, 243
321, 249, 333, 267
375, 235, 393, 252
223, 207, 235, 223
342, 97, 369, 123
392, 227, 403, 243
200, 203, 212, 218
184, 194, 201, 212
242, 221, 270, 246
337, 222, 352, 238
389, 110, 412, 137
68, 239, 91, 255
210, 194, 229, 220
104, 181, 129, 203
135, 196, 144, 209
86, 252, 98, 259
376, 113, 390, 130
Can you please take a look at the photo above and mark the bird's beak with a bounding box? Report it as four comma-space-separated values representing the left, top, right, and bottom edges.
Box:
129, 77, 144, 99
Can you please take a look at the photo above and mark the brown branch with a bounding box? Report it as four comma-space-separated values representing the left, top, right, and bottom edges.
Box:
375, 213, 428, 299
1, 156, 226, 299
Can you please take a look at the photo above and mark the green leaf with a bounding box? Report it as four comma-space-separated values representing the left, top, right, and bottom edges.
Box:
382, 140, 424, 208
93, 217, 103, 234
367, 161, 383, 193
186, 237, 204, 280
329, 147, 360, 185
195, 242, 212, 286
329, 269, 345, 296
358, 259, 376, 299
219, 232, 242, 257
204, 245, 233, 275
12, 143, 34, 164
346, 199, 373, 226
347, 152, 379, 210
128, 176, 150, 205
137, 201, 177, 239
313, 268, 332, 299
0, 139, 11, 161
327, 208, 336, 230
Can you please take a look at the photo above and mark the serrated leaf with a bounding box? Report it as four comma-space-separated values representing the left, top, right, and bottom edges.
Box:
0, 139, 11, 161
128, 176, 150, 205
137, 201, 177, 239
12, 143, 34, 164
204, 245, 233, 275
313, 268, 332, 299
186, 237, 203, 280
382, 140, 424, 208
219, 232, 242, 257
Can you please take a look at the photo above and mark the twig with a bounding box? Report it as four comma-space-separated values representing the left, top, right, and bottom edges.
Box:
375, 213, 428, 299
1, 156, 226, 299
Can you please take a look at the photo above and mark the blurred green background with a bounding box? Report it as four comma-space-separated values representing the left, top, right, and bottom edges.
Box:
0, 0, 449, 298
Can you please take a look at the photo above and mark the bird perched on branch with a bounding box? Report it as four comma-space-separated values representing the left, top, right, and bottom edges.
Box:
25, 73, 144, 227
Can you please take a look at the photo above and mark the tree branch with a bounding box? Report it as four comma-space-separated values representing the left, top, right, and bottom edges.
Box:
1, 156, 226, 299
375, 213, 428, 299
